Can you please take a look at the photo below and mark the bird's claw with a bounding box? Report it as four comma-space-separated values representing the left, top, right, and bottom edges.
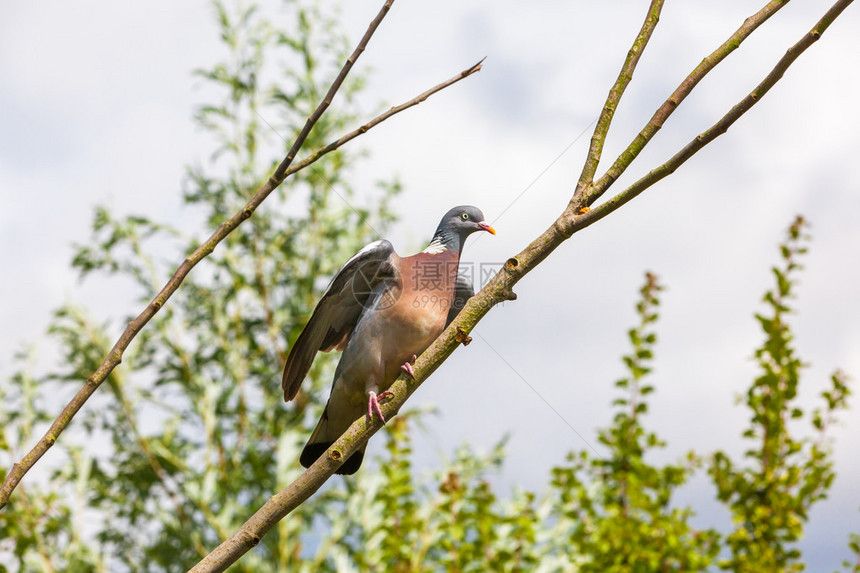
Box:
400, 355, 417, 379
368, 390, 394, 424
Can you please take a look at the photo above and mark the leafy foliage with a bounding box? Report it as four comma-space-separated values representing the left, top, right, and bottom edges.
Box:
548, 272, 720, 572
709, 216, 852, 572
1, 0, 397, 570
844, 530, 860, 572
334, 418, 538, 572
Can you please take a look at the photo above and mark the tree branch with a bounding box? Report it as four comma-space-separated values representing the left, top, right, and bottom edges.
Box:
290, 58, 485, 173
189, 0, 854, 570
583, 0, 789, 205
577, 0, 854, 231
575, 0, 665, 195
0, 0, 482, 510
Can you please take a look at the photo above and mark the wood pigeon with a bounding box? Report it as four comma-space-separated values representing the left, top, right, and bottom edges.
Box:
282, 205, 495, 474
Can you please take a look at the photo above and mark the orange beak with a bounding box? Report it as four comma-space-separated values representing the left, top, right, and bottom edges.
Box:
478, 222, 496, 235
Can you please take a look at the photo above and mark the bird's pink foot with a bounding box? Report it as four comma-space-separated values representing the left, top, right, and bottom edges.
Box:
400, 354, 418, 379
367, 390, 394, 424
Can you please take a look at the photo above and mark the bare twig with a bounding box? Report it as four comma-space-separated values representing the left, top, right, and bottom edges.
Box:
576, 0, 854, 231
290, 58, 485, 173
0, 0, 406, 509
575, 0, 665, 195
582, 0, 790, 205
189, 1, 853, 570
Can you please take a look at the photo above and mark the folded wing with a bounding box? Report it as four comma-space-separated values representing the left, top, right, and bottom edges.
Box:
282, 240, 400, 401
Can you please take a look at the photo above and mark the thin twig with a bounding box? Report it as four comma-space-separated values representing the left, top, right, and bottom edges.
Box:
290, 58, 485, 174
576, 0, 854, 232
574, 0, 665, 195
0, 0, 399, 509
583, 0, 790, 205
188, 1, 853, 570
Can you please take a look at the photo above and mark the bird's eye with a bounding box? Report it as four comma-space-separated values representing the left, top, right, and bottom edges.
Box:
461, 213, 470, 220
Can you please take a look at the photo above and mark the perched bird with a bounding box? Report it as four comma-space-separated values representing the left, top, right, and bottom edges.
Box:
282, 205, 495, 474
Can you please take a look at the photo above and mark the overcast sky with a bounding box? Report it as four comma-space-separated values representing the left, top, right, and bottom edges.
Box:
2, 0, 859, 568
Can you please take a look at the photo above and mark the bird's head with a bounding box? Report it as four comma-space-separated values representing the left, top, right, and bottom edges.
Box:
442, 205, 495, 237
425, 205, 495, 254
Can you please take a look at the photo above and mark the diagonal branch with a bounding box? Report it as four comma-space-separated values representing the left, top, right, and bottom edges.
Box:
291, 58, 485, 173
271, 2, 393, 183
583, 0, 790, 205
0, 0, 483, 510
188, 1, 854, 570
575, 0, 665, 195
577, 0, 854, 231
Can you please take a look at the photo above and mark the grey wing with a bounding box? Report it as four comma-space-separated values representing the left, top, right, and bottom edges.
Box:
282, 240, 400, 401
445, 273, 475, 327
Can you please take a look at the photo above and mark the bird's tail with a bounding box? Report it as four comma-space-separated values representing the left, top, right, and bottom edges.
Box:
300, 402, 366, 475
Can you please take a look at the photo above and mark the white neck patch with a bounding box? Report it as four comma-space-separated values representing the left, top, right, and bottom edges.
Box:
422, 237, 448, 254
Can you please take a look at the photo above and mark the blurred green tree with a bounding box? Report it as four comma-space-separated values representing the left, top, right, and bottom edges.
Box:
546, 272, 721, 572
709, 217, 851, 572
0, 0, 398, 570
